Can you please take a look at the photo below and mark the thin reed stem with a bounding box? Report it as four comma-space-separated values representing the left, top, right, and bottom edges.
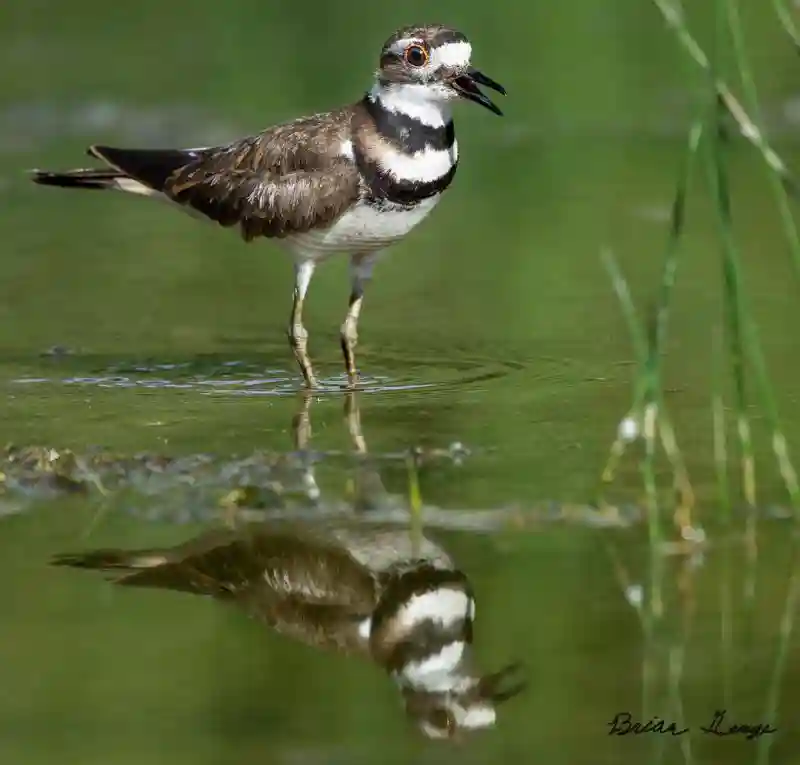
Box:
598, 119, 701, 513
723, 0, 800, 283
756, 543, 800, 765
650, 0, 796, 191
602, 249, 665, 613
406, 450, 424, 554
712, 328, 732, 524
654, 120, 703, 368
705, 96, 757, 511
720, 0, 800, 509
770, 0, 800, 48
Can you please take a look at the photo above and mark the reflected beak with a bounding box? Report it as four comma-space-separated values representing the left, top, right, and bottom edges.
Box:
478, 662, 527, 702
451, 67, 507, 115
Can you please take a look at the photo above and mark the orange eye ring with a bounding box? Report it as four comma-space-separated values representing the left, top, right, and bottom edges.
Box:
403, 44, 428, 67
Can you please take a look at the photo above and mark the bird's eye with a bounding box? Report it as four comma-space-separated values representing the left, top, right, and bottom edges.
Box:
404, 44, 428, 67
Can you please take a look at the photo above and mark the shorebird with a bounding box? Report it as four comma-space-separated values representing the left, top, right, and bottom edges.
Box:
31, 24, 506, 389
52, 521, 525, 739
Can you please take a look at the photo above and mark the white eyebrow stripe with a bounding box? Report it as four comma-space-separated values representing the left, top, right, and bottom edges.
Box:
456, 702, 497, 729
431, 42, 472, 69
389, 38, 424, 56
388, 39, 472, 71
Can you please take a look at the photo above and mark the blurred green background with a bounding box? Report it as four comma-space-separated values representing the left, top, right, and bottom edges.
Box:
2, 1, 800, 763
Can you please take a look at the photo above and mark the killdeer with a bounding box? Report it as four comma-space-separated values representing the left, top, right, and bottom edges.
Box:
30, 24, 505, 389
52, 521, 525, 739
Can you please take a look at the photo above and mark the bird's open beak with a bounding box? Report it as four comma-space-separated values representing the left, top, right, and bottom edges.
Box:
451, 67, 506, 115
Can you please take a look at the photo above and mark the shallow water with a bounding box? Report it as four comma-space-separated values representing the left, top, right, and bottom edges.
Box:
3, 2, 800, 763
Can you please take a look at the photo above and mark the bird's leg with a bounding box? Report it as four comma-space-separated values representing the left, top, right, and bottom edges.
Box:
340, 255, 375, 389
291, 391, 320, 503
292, 390, 314, 451
340, 287, 363, 387
288, 261, 317, 388
343, 390, 366, 455
343, 390, 394, 512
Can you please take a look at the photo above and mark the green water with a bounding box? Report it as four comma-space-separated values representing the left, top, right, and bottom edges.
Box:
2, 1, 800, 763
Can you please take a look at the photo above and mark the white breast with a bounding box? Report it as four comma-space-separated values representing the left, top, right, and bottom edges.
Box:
284, 195, 441, 260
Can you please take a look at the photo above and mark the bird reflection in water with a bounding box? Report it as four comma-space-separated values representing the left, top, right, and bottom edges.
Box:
52, 392, 525, 740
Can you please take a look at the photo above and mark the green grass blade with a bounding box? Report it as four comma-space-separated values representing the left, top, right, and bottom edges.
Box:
650, 0, 797, 194
770, 0, 800, 48
722, 0, 800, 283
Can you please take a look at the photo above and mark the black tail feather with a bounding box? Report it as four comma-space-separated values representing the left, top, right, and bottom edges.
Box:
50, 548, 160, 570
51, 550, 130, 569
30, 145, 203, 194
51, 549, 228, 596
90, 145, 202, 191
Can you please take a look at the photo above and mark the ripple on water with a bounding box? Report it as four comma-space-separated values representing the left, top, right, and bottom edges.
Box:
7, 354, 524, 396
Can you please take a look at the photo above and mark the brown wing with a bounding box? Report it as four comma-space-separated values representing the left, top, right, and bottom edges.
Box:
162, 111, 361, 241
55, 524, 378, 607
165, 161, 360, 241
238, 595, 372, 654
52, 524, 378, 655
86, 109, 361, 241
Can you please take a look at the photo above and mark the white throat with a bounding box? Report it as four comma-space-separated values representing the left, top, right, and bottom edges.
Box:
369, 82, 454, 128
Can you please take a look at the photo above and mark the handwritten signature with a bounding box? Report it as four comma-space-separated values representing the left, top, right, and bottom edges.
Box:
608, 710, 777, 740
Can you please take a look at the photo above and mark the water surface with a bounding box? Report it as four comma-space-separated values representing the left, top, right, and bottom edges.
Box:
2, 2, 800, 763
